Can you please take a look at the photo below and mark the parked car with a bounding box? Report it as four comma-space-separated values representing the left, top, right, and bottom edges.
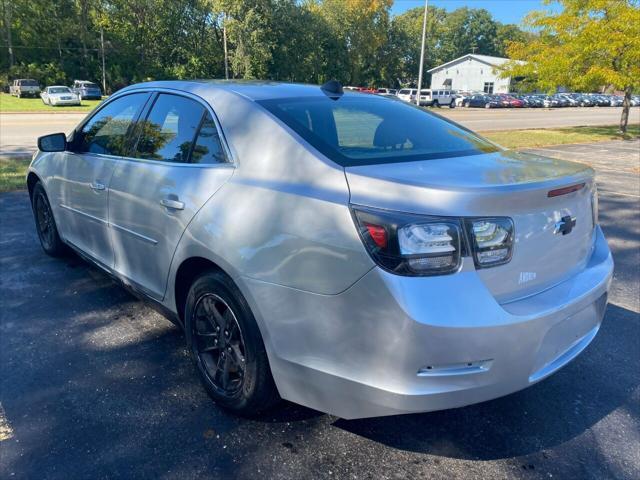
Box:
588, 94, 610, 107
397, 88, 417, 103
497, 95, 524, 108
543, 95, 564, 108
376, 88, 397, 95
430, 89, 456, 108
607, 95, 623, 107
559, 94, 579, 107
418, 89, 434, 106
72, 80, 102, 100
462, 94, 501, 108
28, 80, 612, 419
40, 86, 81, 106
9, 79, 41, 98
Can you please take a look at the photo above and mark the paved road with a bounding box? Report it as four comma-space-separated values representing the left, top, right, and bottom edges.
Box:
1, 107, 639, 157
1, 140, 638, 479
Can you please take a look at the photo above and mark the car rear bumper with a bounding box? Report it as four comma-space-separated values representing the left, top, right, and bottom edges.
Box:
244, 226, 613, 419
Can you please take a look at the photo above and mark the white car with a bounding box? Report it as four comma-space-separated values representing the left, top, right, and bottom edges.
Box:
430, 89, 456, 108
40, 86, 81, 106
397, 88, 417, 103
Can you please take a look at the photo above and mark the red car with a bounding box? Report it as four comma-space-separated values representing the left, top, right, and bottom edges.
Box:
498, 95, 524, 108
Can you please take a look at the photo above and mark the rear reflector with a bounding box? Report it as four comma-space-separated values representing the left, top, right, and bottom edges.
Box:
548, 183, 585, 197
364, 223, 388, 249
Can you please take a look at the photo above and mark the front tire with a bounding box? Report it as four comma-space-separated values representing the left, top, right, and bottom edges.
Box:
185, 270, 279, 416
31, 182, 66, 257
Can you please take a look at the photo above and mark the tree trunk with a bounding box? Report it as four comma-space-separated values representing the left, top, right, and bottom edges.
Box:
619, 86, 632, 134
2, 0, 14, 67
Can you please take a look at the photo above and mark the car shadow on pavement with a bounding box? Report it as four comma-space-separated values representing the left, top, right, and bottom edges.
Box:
331, 303, 639, 461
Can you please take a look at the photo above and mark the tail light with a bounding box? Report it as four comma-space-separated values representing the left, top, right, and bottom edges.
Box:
351, 207, 462, 276
351, 206, 514, 276
466, 218, 514, 267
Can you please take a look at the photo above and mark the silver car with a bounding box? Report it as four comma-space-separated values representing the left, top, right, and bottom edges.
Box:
28, 81, 613, 419
40, 86, 81, 106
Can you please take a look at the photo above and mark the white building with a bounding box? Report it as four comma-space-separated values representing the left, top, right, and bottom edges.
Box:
428, 54, 522, 94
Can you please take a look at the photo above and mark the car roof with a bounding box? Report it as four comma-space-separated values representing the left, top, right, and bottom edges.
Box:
120, 80, 385, 101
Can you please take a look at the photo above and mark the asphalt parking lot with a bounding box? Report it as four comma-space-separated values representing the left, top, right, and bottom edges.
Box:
0, 140, 639, 479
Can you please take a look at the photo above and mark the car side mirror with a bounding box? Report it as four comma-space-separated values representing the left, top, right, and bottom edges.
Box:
38, 133, 67, 152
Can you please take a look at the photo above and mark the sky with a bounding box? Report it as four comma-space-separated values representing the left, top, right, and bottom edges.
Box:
391, 0, 548, 25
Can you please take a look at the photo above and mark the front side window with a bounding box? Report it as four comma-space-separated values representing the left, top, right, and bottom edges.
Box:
134, 94, 205, 163
259, 95, 498, 167
74, 93, 149, 156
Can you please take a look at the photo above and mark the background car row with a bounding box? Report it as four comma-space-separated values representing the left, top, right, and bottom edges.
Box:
8, 78, 103, 105
354, 85, 637, 109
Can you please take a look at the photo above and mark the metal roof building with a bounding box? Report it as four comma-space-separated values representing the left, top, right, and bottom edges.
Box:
428, 54, 522, 94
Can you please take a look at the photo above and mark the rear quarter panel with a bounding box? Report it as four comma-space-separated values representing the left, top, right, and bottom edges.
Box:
165, 88, 374, 312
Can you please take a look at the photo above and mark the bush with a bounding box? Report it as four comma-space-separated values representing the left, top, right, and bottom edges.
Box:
7, 62, 68, 88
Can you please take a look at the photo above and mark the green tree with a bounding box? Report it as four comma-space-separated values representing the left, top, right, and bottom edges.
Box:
502, 0, 640, 133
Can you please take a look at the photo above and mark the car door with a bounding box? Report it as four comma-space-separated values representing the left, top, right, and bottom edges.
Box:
56, 92, 151, 268
108, 92, 234, 300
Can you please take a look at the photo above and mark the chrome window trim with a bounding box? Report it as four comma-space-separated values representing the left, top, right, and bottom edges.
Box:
96, 87, 236, 168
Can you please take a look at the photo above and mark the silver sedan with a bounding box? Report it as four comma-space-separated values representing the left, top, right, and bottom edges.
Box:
40, 86, 81, 106
28, 80, 613, 419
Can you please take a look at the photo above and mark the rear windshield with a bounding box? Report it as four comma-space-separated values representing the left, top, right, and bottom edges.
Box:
20, 79, 38, 86
81, 83, 99, 88
259, 95, 499, 167
49, 87, 71, 94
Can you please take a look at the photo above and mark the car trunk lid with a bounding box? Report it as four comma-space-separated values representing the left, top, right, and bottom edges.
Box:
345, 150, 596, 303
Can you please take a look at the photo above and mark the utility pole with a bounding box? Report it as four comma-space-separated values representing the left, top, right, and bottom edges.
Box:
416, 0, 428, 106
100, 26, 106, 94
223, 14, 229, 80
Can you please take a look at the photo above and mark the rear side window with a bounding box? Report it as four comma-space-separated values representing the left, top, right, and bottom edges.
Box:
75, 93, 149, 156
134, 94, 205, 163
259, 95, 498, 167
190, 112, 227, 164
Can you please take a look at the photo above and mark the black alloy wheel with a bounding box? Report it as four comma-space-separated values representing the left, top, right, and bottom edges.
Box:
184, 271, 280, 415
191, 293, 246, 396
31, 182, 66, 256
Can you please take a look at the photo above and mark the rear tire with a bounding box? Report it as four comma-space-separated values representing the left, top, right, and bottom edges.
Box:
31, 182, 66, 257
449, 100, 455, 108
485, 103, 491, 109
433, 100, 440, 108
184, 270, 280, 416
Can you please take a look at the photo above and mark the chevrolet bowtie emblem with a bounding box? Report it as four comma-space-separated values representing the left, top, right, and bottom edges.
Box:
555, 215, 577, 235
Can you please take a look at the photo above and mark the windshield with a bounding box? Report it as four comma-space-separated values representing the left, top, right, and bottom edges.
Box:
259, 95, 499, 167
49, 87, 71, 94
81, 83, 99, 89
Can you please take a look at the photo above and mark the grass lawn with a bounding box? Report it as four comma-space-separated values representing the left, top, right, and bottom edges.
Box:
483, 124, 640, 149
0, 158, 30, 192
0, 93, 102, 113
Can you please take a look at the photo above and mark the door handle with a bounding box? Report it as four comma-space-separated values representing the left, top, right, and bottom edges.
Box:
90, 181, 105, 191
160, 198, 185, 210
